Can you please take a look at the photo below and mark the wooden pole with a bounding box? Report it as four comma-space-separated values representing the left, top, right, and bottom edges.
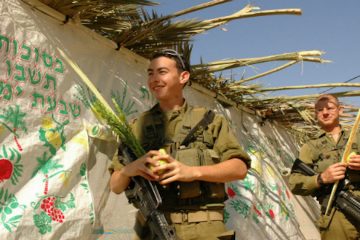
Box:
324, 108, 360, 215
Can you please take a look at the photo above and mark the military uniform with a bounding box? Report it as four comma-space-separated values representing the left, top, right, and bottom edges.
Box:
289, 128, 360, 240
110, 102, 251, 240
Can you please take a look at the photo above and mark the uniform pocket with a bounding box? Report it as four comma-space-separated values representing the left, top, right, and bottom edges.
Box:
176, 148, 201, 166
175, 148, 202, 199
203, 149, 220, 165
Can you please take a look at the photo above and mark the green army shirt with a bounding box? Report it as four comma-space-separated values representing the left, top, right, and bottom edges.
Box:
289, 128, 360, 197
111, 101, 251, 172
110, 102, 251, 239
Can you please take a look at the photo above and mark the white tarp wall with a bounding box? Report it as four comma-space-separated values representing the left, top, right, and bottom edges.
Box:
0, 1, 320, 239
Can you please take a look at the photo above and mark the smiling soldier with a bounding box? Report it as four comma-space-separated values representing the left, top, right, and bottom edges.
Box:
109, 49, 251, 240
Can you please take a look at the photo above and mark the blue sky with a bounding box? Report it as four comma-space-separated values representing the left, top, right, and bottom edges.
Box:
148, 0, 360, 107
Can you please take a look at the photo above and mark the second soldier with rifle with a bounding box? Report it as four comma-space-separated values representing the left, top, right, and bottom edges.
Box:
289, 94, 360, 240
109, 49, 251, 240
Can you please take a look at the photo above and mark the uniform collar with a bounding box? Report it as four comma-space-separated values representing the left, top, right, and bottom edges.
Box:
166, 100, 188, 120
315, 125, 345, 139
151, 100, 188, 119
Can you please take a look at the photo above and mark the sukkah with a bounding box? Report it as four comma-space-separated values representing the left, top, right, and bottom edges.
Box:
27, 0, 360, 143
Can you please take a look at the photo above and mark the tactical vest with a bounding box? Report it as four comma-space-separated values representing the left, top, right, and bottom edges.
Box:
310, 131, 360, 184
136, 104, 226, 210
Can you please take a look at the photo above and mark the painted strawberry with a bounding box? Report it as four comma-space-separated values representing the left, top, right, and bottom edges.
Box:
227, 187, 236, 198
0, 158, 13, 182
268, 209, 275, 219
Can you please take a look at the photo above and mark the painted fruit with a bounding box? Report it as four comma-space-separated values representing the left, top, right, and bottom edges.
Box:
0, 159, 13, 182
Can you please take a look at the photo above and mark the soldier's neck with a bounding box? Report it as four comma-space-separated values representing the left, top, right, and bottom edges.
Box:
159, 97, 185, 112
324, 125, 341, 142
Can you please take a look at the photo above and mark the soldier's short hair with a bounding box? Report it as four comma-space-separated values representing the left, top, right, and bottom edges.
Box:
315, 94, 340, 108
151, 49, 190, 72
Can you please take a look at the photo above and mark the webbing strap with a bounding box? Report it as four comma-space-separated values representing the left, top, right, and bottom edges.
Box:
180, 110, 215, 147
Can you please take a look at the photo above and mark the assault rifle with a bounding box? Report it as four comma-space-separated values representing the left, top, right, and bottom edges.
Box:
291, 158, 360, 228
121, 148, 177, 240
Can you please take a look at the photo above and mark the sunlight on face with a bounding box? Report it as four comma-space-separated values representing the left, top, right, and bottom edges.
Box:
147, 56, 184, 102
315, 98, 341, 129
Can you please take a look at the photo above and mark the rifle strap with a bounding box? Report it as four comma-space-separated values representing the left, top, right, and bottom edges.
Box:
180, 110, 215, 147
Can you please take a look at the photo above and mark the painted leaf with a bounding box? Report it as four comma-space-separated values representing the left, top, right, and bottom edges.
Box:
33, 212, 52, 234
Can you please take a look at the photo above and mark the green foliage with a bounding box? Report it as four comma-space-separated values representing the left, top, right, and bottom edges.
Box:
33, 212, 52, 234
241, 177, 255, 191
0, 105, 27, 136
223, 208, 230, 223
32, 152, 63, 177
86, 93, 145, 158
55, 193, 75, 212
38, 115, 69, 155
89, 203, 95, 224
0, 188, 24, 232
80, 183, 89, 193
230, 199, 250, 218
79, 162, 86, 177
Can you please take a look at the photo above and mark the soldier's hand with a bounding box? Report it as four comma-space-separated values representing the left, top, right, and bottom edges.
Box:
122, 150, 160, 181
151, 155, 198, 185
320, 162, 347, 184
348, 154, 360, 170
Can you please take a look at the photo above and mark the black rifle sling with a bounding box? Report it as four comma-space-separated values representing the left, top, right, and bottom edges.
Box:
180, 110, 215, 147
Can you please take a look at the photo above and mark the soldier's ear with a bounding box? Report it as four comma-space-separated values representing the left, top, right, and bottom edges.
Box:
339, 106, 344, 115
179, 71, 190, 85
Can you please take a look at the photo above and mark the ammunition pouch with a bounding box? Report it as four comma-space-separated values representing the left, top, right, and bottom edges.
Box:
176, 148, 202, 199
175, 148, 225, 200
203, 149, 225, 199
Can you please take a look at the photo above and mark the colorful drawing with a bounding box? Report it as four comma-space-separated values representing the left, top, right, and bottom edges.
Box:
79, 163, 94, 224
31, 150, 75, 234
0, 188, 25, 232
0, 146, 22, 185
32, 193, 75, 234
39, 115, 69, 155
0, 105, 27, 151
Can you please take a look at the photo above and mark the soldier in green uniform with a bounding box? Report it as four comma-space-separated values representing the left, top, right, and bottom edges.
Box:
109, 49, 251, 240
289, 94, 360, 240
